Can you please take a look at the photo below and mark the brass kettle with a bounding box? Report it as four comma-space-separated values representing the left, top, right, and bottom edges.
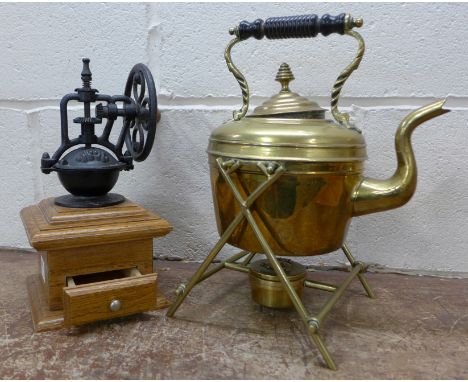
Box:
207, 13, 449, 257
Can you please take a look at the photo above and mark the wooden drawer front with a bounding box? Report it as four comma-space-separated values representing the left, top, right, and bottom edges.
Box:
63, 271, 158, 326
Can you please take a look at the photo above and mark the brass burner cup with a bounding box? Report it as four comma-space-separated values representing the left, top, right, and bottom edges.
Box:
249, 258, 306, 309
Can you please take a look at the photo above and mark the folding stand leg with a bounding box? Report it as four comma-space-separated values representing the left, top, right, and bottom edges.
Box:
166, 213, 245, 317
342, 243, 375, 298
243, 205, 338, 370
217, 160, 338, 369
167, 159, 284, 318
263, 252, 337, 370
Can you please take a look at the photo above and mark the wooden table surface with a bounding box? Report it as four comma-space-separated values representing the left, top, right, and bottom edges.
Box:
0, 249, 467, 379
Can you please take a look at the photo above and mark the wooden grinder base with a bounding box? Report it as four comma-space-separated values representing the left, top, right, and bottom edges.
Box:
21, 198, 173, 332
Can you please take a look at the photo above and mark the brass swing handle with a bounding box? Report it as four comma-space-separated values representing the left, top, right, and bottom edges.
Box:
225, 13, 365, 127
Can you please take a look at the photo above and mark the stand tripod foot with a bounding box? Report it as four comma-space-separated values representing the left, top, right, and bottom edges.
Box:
342, 243, 376, 299
309, 330, 337, 371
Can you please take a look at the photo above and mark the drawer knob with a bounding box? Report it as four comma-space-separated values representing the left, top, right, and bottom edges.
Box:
109, 299, 122, 312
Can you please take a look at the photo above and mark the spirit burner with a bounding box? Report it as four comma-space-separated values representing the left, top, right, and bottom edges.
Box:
167, 14, 449, 369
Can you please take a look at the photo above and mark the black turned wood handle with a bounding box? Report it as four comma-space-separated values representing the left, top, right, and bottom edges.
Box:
234, 13, 362, 41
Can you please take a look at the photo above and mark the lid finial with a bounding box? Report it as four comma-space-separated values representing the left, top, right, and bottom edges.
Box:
275, 63, 295, 92
251, 62, 324, 118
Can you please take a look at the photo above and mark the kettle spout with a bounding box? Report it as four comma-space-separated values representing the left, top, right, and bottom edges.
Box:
352, 99, 449, 216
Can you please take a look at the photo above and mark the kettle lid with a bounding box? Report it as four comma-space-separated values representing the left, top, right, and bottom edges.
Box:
250, 63, 325, 119
208, 64, 366, 163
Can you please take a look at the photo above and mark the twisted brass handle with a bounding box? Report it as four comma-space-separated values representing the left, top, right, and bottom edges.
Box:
224, 37, 248, 121
330, 30, 365, 129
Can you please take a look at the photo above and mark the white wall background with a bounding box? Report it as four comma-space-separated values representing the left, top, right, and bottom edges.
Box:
1, 3, 467, 274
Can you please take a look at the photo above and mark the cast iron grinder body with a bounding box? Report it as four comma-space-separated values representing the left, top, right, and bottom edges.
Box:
41, 58, 159, 208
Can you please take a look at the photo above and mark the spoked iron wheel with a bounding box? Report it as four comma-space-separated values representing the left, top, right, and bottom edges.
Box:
124, 63, 158, 162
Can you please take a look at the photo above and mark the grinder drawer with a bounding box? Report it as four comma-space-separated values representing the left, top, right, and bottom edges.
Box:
63, 268, 158, 326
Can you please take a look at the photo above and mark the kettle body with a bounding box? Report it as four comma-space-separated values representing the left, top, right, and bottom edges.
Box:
207, 15, 448, 257
208, 115, 366, 256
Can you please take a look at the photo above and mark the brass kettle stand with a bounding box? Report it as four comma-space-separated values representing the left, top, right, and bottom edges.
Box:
167, 158, 376, 370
